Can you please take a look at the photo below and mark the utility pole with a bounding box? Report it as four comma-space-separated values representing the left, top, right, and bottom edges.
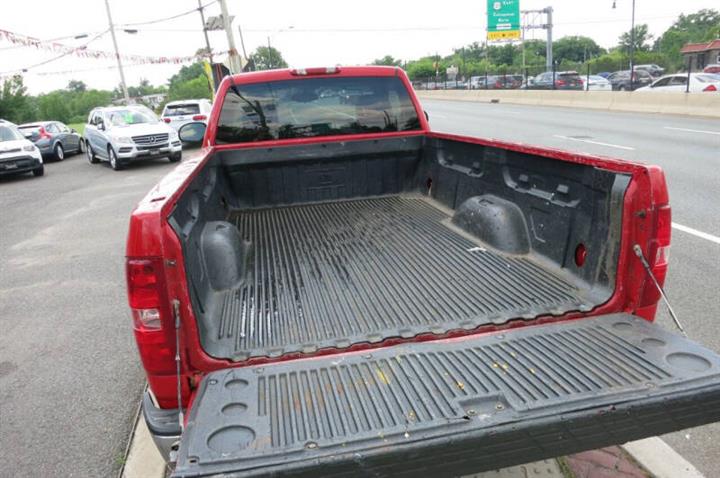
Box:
103, 0, 130, 104
218, 0, 241, 73
197, 0, 213, 64
237, 24, 249, 67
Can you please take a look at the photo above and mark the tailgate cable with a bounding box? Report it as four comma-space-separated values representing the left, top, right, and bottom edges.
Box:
172, 300, 184, 432
633, 244, 686, 336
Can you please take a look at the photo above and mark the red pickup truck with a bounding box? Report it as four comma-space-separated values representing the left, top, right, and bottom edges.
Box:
127, 66, 720, 477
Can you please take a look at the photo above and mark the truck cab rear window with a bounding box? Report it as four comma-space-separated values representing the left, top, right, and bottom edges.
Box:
215, 76, 421, 144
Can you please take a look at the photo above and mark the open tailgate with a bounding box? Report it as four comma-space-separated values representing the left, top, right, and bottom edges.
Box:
173, 314, 720, 477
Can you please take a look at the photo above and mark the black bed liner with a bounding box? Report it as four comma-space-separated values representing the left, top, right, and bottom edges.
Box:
173, 313, 720, 477
208, 196, 603, 360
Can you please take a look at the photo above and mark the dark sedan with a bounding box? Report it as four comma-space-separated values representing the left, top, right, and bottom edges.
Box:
607, 70, 654, 91
17, 121, 84, 161
530, 71, 584, 90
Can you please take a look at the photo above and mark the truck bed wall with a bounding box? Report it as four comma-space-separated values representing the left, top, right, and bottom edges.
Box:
169, 135, 629, 357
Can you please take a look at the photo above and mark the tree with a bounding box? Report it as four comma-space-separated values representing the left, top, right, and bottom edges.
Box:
168, 63, 207, 89
553, 36, 604, 63
619, 24, 653, 54
251, 46, 288, 70
655, 9, 720, 69
372, 55, 402, 66
167, 76, 212, 102
405, 58, 439, 80
0, 75, 36, 123
67, 80, 87, 93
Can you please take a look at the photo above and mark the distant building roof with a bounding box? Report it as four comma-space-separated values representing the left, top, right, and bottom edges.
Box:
680, 40, 720, 54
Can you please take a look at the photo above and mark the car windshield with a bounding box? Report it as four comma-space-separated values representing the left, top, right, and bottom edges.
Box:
164, 104, 201, 116
0, 125, 23, 142
106, 109, 158, 127
216, 76, 421, 144
695, 74, 719, 83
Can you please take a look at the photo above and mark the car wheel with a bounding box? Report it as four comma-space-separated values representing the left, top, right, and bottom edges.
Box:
169, 152, 182, 163
86, 143, 99, 164
618, 85, 627, 91
32, 164, 44, 177
54, 144, 64, 161
78, 139, 86, 154
108, 146, 124, 171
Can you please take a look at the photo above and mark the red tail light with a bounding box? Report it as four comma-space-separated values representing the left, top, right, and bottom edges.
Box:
638, 204, 672, 307
556, 79, 566, 87
192, 114, 207, 121
703, 84, 717, 92
126, 258, 175, 374
163, 118, 171, 123
38, 126, 51, 140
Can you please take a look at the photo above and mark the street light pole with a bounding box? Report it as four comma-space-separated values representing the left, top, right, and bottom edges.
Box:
103, 0, 130, 104
629, 0, 636, 90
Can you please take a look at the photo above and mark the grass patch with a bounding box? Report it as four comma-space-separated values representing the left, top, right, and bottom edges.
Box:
68, 123, 85, 135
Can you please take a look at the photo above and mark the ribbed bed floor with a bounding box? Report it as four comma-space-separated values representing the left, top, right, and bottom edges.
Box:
213, 196, 596, 360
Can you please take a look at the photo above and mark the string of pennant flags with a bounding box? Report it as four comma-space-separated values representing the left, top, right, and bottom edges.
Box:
0, 28, 205, 66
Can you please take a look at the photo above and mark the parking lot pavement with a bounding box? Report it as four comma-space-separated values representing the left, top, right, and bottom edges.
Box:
0, 153, 182, 477
424, 99, 720, 476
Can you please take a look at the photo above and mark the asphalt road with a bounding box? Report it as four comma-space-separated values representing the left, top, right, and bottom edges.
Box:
424, 99, 720, 476
0, 153, 176, 477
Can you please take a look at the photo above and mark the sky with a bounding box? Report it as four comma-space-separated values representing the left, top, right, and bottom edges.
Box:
0, 0, 716, 94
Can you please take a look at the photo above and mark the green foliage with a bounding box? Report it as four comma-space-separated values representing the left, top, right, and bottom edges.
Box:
168, 76, 212, 102
655, 9, 720, 70
0, 75, 37, 123
553, 36, 605, 63
372, 55, 402, 66
168, 63, 207, 89
405, 58, 438, 80
618, 24, 653, 53
36, 85, 112, 124
251, 46, 288, 70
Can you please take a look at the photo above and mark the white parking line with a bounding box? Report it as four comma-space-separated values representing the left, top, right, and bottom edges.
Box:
673, 223, 720, 245
553, 135, 635, 151
664, 126, 720, 136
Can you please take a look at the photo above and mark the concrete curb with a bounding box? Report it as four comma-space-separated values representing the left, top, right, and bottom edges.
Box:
121, 415, 166, 478
416, 90, 720, 118
623, 437, 705, 478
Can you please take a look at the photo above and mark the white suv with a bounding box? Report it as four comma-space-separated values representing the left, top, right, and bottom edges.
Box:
84, 105, 182, 170
0, 119, 44, 178
161, 99, 212, 131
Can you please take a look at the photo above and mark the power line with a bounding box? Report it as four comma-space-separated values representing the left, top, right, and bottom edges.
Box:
118, 0, 218, 27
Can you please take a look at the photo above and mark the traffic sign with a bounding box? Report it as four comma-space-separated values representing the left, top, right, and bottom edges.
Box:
487, 0, 521, 42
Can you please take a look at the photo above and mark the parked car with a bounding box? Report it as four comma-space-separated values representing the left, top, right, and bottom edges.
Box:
469, 76, 487, 89
703, 64, 720, 74
634, 64, 665, 77
586, 75, 612, 91
607, 69, 653, 90
17, 121, 83, 161
530, 71, 583, 90
636, 73, 720, 93
161, 99, 212, 131
0, 119, 44, 177
84, 105, 182, 170
127, 67, 720, 477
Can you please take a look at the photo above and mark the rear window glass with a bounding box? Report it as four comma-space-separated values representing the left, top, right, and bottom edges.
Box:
164, 104, 201, 116
216, 76, 421, 144
695, 74, 718, 83
0, 125, 23, 142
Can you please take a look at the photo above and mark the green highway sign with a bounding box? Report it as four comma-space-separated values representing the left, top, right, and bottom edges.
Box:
487, 0, 521, 41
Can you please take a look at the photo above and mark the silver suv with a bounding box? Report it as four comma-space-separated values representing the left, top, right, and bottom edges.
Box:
84, 105, 182, 170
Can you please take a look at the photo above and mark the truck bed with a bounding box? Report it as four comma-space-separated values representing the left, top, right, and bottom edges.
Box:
210, 195, 599, 360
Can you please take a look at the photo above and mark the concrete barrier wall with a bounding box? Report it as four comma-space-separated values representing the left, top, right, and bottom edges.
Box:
416, 90, 720, 118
